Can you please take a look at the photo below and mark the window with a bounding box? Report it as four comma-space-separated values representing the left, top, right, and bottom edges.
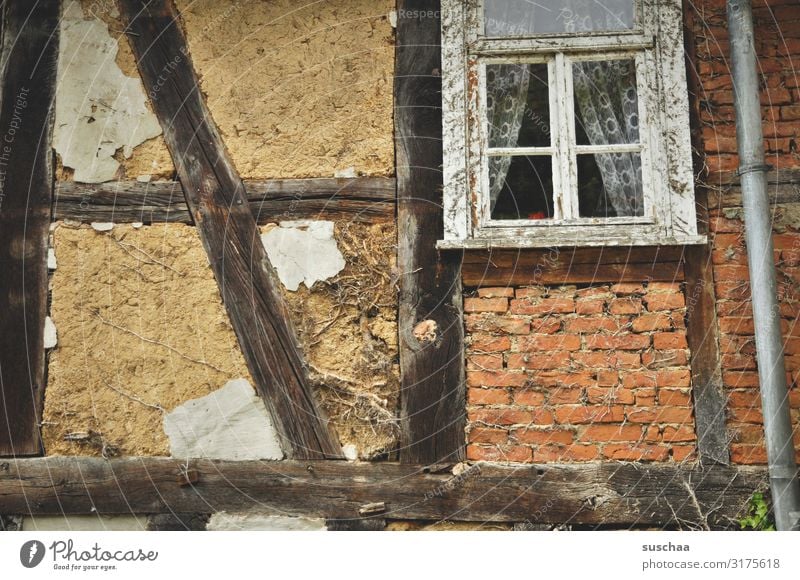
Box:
439, 0, 704, 248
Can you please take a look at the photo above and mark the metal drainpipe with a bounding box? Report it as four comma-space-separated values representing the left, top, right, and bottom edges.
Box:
726, 0, 800, 530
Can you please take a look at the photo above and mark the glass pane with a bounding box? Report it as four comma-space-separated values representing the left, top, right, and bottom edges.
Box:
489, 155, 554, 220
487, 63, 550, 148
573, 59, 639, 146
485, 0, 635, 36
577, 152, 643, 217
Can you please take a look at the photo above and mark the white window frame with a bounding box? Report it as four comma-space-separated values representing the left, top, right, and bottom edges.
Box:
439, 0, 705, 249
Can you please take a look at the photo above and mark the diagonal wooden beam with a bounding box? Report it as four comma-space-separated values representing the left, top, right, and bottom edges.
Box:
118, 0, 340, 459
395, 0, 466, 464
0, 457, 769, 528
0, 0, 60, 457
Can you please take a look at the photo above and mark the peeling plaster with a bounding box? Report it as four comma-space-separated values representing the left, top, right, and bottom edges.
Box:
260, 221, 346, 291
22, 515, 146, 531
44, 317, 57, 349
163, 378, 283, 461
54, 3, 162, 183
207, 513, 327, 531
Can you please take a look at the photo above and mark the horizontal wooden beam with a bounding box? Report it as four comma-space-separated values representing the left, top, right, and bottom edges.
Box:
462, 247, 686, 287
53, 177, 396, 224
0, 458, 769, 528
705, 170, 800, 208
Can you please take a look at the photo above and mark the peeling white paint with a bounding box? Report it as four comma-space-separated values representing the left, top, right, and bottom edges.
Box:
44, 317, 57, 349
91, 222, 114, 232
207, 513, 326, 531
136, 174, 152, 183
334, 166, 357, 178
260, 221, 346, 291
54, 3, 162, 183
22, 515, 146, 531
163, 378, 284, 461
131, 222, 143, 229
388, 10, 398, 28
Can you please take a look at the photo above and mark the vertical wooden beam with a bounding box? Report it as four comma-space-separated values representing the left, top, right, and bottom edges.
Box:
395, 0, 466, 464
0, 0, 59, 457
118, 0, 341, 459
683, 1, 730, 465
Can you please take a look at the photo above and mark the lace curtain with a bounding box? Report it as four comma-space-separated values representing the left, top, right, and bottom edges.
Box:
485, 0, 640, 215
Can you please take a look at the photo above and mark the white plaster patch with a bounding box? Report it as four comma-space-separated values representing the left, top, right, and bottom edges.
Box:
136, 174, 152, 183
44, 317, 57, 349
54, 3, 162, 183
91, 222, 114, 232
163, 378, 283, 460
334, 166, 357, 178
389, 10, 398, 28
260, 221, 346, 291
131, 222, 143, 229
342, 444, 359, 461
47, 248, 57, 270
207, 513, 326, 531
22, 515, 146, 531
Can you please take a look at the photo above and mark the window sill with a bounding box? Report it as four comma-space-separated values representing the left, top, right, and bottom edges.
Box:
437, 234, 707, 250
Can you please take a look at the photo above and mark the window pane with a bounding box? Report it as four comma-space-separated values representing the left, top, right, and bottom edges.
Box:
573, 59, 639, 146
484, 0, 635, 36
489, 155, 554, 220
577, 152, 643, 217
487, 63, 550, 148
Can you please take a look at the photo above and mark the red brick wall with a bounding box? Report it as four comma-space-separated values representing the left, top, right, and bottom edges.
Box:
692, 0, 800, 464
465, 284, 697, 463
693, 0, 800, 183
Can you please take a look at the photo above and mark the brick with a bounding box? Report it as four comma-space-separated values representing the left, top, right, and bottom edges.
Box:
465, 314, 530, 335
534, 444, 599, 462
469, 408, 553, 426
548, 387, 584, 404
655, 369, 691, 388
729, 423, 765, 445
727, 407, 763, 424
722, 371, 760, 388
597, 371, 618, 386
510, 298, 574, 316
554, 405, 625, 424
644, 425, 661, 443
467, 444, 532, 463
564, 317, 620, 333
529, 318, 562, 334
718, 317, 755, 335
621, 373, 657, 389
533, 371, 594, 389
512, 428, 574, 445
602, 443, 669, 461
580, 424, 643, 442
661, 424, 697, 443
653, 332, 688, 350
631, 314, 673, 333
721, 353, 757, 370
642, 349, 689, 368
513, 389, 547, 406
658, 389, 692, 406
626, 406, 693, 423
477, 287, 514, 298
609, 298, 643, 315
709, 215, 744, 233
635, 388, 657, 406
715, 265, 751, 282
470, 334, 512, 353
506, 352, 571, 370
727, 390, 761, 408
466, 354, 503, 371
730, 444, 767, 465
468, 388, 511, 405
671, 445, 697, 462
571, 351, 641, 368
575, 299, 606, 315
517, 334, 581, 351
467, 371, 528, 388
586, 386, 635, 405
468, 427, 508, 445
585, 334, 651, 350
646, 282, 683, 293
465, 297, 508, 313
610, 283, 646, 295
515, 287, 546, 299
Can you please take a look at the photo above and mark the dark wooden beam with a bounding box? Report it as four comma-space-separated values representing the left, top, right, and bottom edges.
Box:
53, 177, 396, 224
0, 0, 60, 457
0, 457, 769, 528
118, 0, 340, 459
462, 247, 686, 287
705, 170, 800, 208
395, 0, 466, 465
682, 1, 730, 465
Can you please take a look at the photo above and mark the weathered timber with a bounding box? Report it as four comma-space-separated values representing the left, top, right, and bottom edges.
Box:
395, 0, 466, 464
0, 1, 59, 456
0, 458, 770, 528
325, 518, 387, 531
462, 247, 686, 287
705, 170, 800, 208
683, 3, 730, 465
146, 513, 209, 531
119, 0, 340, 459
53, 177, 396, 224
